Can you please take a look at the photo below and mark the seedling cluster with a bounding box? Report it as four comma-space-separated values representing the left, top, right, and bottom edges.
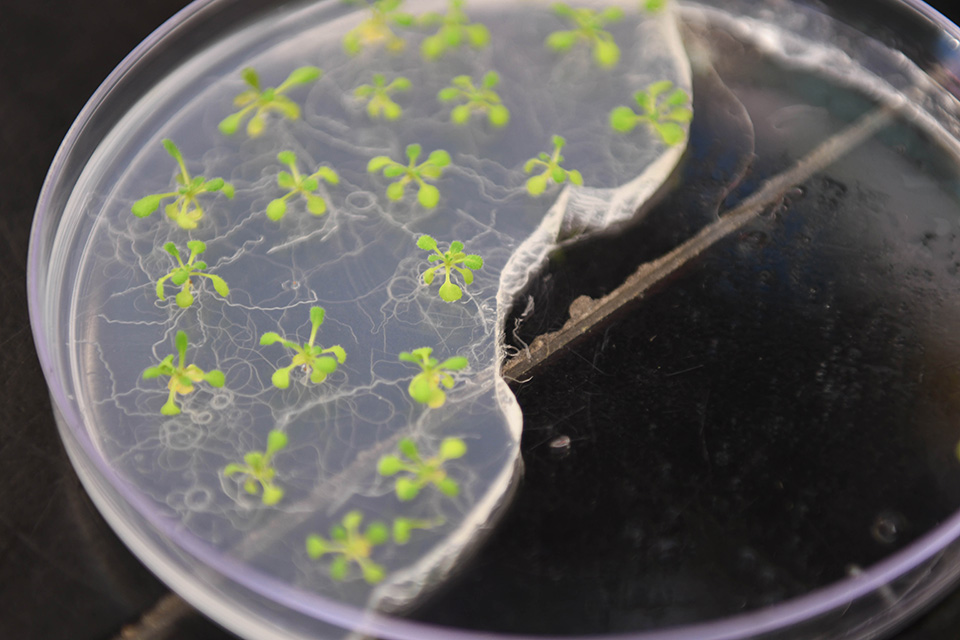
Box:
378, 437, 467, 500
267, 151, 340, 221
261, 306, 347, 389
398, 347, 469, 408
524, 135, 583, 196
419, 0, 491, 60
368, 144, 451, 208
306, 511, 390, 583
417, 235, 483, 302
354, 74, 412, 121
610, 80, 692, 145
142, 331, 225, 416
132, 139, 235, 230
438, 72, 510, 128
155, 241, 229, 308
546, 3, 624, 69
218, 66, 321, 137
224, 430, 289, 505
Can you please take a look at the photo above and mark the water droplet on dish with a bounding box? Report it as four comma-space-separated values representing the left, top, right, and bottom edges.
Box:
871, 511, 905, 544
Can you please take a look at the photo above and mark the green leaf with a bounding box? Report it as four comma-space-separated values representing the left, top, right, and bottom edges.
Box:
383, 101, 402, 121
393, 519, 412, 544
440, 437, 467, 460
546, 30, 578, 52
423, 267, 437, 285
161, 139, 182, 160
272, 368, 291, 389
306, 535, 328, 558
383, 164, 406, 178
366, 522, 389, 545
362, 562, 385, 584
266, 199, 287, 221
142, 366, 163, 380
162, 242, 178, 259
482, 71, 500, 88
438, 87, 460, 102
262, 484, 284, 506
526, 174, 548, 196
664, 88, 688, 106
277, 150, 297, 165
599, 6, 625, 22
449, 241, 464, 253
247, 114, 265, 138
409, 375, 434, 404
396, 477, 420, 501
268, 95, 300, 120
260, 332, 282, 346
392, 77, 412, 91
421, 34, 446, 60
314, 356, 338, 374
175, 330, 188, 356
367, 156, 393, 173
568, 169, 583, 186
441, 356, 468, 371
327, 345, 347, 363
665, 106, 693, 123
610, 106, 637, 133
316, 167, 339, 184
306, 195, 327, 215
205, 370, 225, 387
398, 438, 419, 460
654, 121, 686, 146
466, 23, 490, 47
386, 181, 406, 201
243, 478, 259, 494
439, 281, 462, 302
451, 104, 471, 125
218, 112, 243, 136
161, 398, 181, 416
176, 289, 194, 308
634, 90, 653, 113
203, 178, 225, 192
223, 463, 245, 476
186, 240, 205, 254
329, 556, 349, 581
285, 66, 322, 86
209, 275, 229, 297
648, 80, 674, 98
416, 235, 438, 252
552, 166, 567, 183
310, 306, 325, 327
437, 477, 460, 497
267, 430, 288, 454
343, 511, 363, 530
241, 67, 260, 89
552, 2, 574, 17
354, 84, 374, 98
221, 182, 235, 199
378, 456, 404, 476
405, 143, 422, 162
488, 104, 510, 128
418, 184, 440, 208
461, 254, 483, 270
593, 40, 620, 68
132, 194, 163, 218
459, 269, 474, 286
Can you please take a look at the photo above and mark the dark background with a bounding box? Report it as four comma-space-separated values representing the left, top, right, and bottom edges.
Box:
4, 1, 960, 639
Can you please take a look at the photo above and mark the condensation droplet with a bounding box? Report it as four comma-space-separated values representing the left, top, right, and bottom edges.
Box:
871, 511, 905, 544
549, 435, 571, 457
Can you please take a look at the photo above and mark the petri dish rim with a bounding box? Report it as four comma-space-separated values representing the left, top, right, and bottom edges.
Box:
25, 0, 960, 638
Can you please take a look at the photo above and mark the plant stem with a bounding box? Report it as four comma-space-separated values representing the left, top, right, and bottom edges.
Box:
501, 103, 896, 382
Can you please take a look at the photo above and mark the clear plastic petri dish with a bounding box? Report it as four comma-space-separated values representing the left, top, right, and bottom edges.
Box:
26, 0, 960, 638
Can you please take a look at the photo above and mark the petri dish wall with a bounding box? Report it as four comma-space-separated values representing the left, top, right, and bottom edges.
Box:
26, 0, 960, 638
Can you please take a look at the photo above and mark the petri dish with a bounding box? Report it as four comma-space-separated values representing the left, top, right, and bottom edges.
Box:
25, 0, 960, 638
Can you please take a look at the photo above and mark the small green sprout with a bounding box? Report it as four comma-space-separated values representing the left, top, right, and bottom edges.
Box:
343, 0, 415, 55
416, 235, 483, 302
378, 437, 467, 500
131, 139, 234, 230
397, 347, 468, 408
142, 330, 225, 416
155, 241, 229, 308
437, 72, 510, 128
523, 135, 583, 196
218, 66, 321, 137
609, 80, 693, 146
223, 430, 288, 506
546, 3, 624, 69
260, 306, 347, 389
354, 74, 412, 121
367, 144, 450, 208
392, 516, 443, 544
418, 0, 490, 61
306, 511, 389, 583
267, 151, 340, 221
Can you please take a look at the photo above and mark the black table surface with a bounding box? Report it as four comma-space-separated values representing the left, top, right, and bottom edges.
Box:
5, 1, 960, 639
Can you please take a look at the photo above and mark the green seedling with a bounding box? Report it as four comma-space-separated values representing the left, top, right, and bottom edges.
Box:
267, 151, 340, 221
306, 511, 389, 583
354, 74, 412, 121
416, 235, 483, 302
397, 347, 468, 408
142, 330, 225, 416
260, 306, 347, 389
343, 0, 415, 55
155, 241, 229, 308
223, 430, 288, 506
392, 516, 443, 544
418, 0, 490, 61
546, 3, 624, 68
132, 139, 234, 230
437, 71, 510, 128
523, 135, 583, 196
378, 437, 467, 500
609, 80, 692, 145
367, 144, 451, 208
218, 66, 321, 137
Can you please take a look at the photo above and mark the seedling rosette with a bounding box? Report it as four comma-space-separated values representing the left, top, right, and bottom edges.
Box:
524, 135, 583, 196
367, 144, 450, 208
260, 306, 347, 389
155, 241, 229, 308
306, 511, 389, 583
218, 66, 321, 137
437, 71, 510, 128
546, 3, 624, 69
378, 437, 467, 500
142, 330, 226, 416
223, 430, 289, 505
416, 235, 483, 302
418, 0, 490, 61
267, 151, 340, 221
354, 74, 412, 121
609, 80, 692, 146
398, 347, 468, 408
